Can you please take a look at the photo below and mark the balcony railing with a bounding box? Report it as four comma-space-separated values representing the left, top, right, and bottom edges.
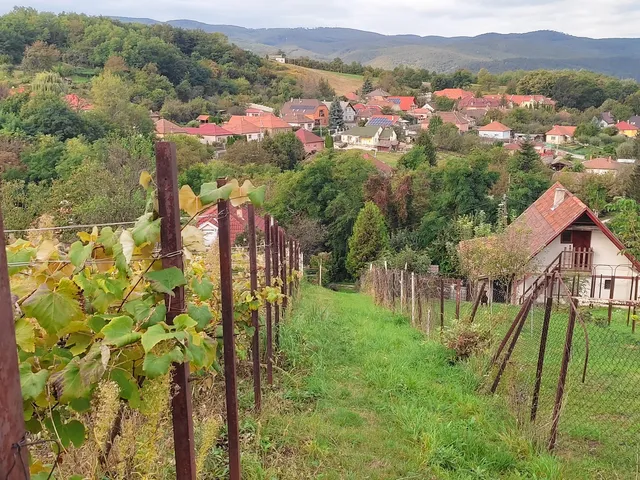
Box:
560, 247, 594, 272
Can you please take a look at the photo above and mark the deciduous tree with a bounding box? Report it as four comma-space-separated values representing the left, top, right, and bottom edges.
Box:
346, 201, 389, 275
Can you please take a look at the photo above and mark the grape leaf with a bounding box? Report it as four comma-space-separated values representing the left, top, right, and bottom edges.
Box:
98, 227, 118, 253
23, 280, 83, 335
19, 363, 49, 400
145, 267, 187, 295
102, 316, 137, 346
143, 347, 184, 378
188, 303, 213, 330
15, 318, 35, 352
179, 185, 203, 217
141, 324, 176, 352
132, 213, 161, 246
247, 184, 267, 207
191, 276, 214, 301
118, 230, 135, 265
124, 297, 154, 323
185, 341, 206, 368
66, 333, 93, 355
69, 241, 93, 269
173, 314, 197, 331
110, 369, 141, 408
139, 170, 153, 189
65, 420, 86, 447
182, 225, 205, 254
7, 246, 36, 275
87, 315, 106, 333
147, 304, 167, 327
199, 182, 233, 205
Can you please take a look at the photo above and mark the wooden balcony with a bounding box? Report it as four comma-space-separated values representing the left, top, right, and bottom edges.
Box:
559, 247, 594, 272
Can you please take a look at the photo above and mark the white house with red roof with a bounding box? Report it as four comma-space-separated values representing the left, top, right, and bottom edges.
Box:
546, 125, 577, 145
478, 121, 512, 140
295, 128, 325, 154
183, 124, 234, 144
583, 157, 627, 175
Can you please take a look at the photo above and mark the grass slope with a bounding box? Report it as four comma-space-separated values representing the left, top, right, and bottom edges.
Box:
236, 285, 560, 479
281, 64, 364, 96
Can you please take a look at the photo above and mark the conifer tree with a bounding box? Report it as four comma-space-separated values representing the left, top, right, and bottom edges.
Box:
362, 77, 373, 95
329, 98, 345, 130
346, 202, 390, 275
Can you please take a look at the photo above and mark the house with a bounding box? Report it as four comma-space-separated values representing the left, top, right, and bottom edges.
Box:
268, 55, 286, 64
616, 121, 638, 138
457, 96, 502, 110
461, 183, 639, 304
408, 108, 433, 121
546, 125, 577, 145
507, 95, 556, 109
64, 94, 93, 111
461, 108, 489, 123
295, 128, 325, 154
245, 113, 292, 135
222, 116, 264, 141
245, 108, 263, 117
354, 104, 383, 122
364, 88, 391, 101
154, 119, 187, 138
628, 116, 640, 128
345, 92, 359, 102
596, 112, 616, 128
340, 126, 397, 150
433, 89, 474, 101
197, 114, 211, 124
197, 205, 266, 246
366, 115, 402, 128
387, 96, 417, 112
247, 103, 274, 114
423, 112, 472, 132
366, 99, 398, 111
281, 99, 329, 127
583, 157, 626, 175
184, 124, 234, 145
282, 112, 315, 131
376, 128, 399, 152
322, 101, 357, 127
478, 121, 512, 140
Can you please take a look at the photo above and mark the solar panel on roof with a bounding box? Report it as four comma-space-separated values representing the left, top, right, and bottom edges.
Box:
367, 118, 394, 127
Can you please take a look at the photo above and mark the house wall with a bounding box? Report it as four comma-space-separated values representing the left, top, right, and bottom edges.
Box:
586, 168, 618, 175
620, 129, 638, 138
316, 106, 329, 126
479, 130, 510, 140
547, 134, 571, 145
246, 133, 264, 141
344, 107, 356, 123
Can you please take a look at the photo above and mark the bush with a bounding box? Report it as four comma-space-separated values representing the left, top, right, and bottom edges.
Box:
443, 320, 491, 361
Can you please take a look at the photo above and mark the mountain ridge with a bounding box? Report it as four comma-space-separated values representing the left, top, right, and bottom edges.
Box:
110, 17, 640, 79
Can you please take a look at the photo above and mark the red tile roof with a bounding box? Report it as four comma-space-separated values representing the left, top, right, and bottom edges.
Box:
64, 94, 93, 111
223, 116, 262, 135
197, 205, 266, 245
197, 114, 211, 121
616, 121, 639, 131
478, 121, 511, 132
433, 89, 474, 100
583, 157, 624, 171
387, 96, 417, 111
546, 125, 577, 136
433, 111, 471, 126
457, 96, 502, 109
155, 119, 187, 135
246, 113, 292, 131
345, 92, 359, 101
295, 128, 324, 145
183, 124, 234, 136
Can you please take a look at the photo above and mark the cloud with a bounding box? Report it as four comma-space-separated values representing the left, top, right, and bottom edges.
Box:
3, 0, 640, 38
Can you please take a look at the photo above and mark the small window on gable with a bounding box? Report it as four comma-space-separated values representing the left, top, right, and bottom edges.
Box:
561, 231, 573, 244
604, 279, 612, 290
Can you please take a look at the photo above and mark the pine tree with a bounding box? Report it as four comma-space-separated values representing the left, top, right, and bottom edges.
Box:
346, 202, 390, 276
318, 77, 335, 99
329, 98, 345, 130
628, 162, 640, 203
362, 77, 373, 95
415, 131, 437, 166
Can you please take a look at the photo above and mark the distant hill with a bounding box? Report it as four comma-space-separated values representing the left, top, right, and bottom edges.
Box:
111, 17, 640, 80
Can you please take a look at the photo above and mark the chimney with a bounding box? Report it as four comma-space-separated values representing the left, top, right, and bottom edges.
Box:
553, 188, 566, 209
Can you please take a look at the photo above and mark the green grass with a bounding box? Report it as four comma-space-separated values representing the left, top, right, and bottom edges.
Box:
228, 284, 561, 479
373, 151, 402, 166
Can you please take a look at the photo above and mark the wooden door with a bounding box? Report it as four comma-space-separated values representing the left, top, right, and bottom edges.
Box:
572, 231, 592, 269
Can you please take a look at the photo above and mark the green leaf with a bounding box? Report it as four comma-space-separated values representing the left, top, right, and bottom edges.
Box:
132, 213, 161, 246
19, 363, 49, 401
44, 412, 85, 448
111, 369, 141, 409
15, 318, 35, 352
69, 241, 93, 269
191, 276, 214, 301
188, 303, 213, 331
143, 347, 184, 378
7, 246, 36, 275
199, 182, 233, 205
66, 333, 93, 355
22, 279, 83, 335
173, 314, 197, 331
98, 226, 118, 253
141, 324, 177, 353
247, 185, 267, 206
70, 397, 91, 413
65, 419, 86, 447
147, 304, 167, 327
146, 267, 187, 295
87, 315, 106, 333
101, 316, 135, 345
186, 341, 206, 368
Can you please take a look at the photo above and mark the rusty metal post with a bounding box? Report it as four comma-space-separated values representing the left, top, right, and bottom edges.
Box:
469, 282, 486, 323
455, 279, 461, 319
0, 208, 29, 479
216, 178, 241, 479
634, 275, 639, 334
288, 237, 293, 301
247, 204, 261, 412
531, 281, 554, 422
272, 220, 280, 348
280, 228, 287, 314
549, 301, 577, 451
440, 277, 445, 331
490, 297, 532, 366
627, 276, 634, 327
155, 143, 197, 480
264, 215, 273, 385
608, 275, 615, 325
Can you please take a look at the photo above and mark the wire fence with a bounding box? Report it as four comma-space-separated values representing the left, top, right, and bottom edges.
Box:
364, 266, 640, 473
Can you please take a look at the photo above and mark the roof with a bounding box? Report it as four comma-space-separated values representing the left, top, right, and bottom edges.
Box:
281, 99, 325, 116
246, 113, 292, 131
365, 88, 391, 98
282, 112, 315, 124
478, 121, 511, 132
510, 182, 639, 268
64, 94, 93, 111
245, 108, 263, 114
458, 96, 502, 109
616, 121, 639, 131
222, 116, 262, 135
583, 157, 624, 171
295, 128, 324, 144
183, 124, 234, 137
546, 125, 577, 136
600, 111, 615, 124
434, 111, 471, 125
433, 88, 474, 100
155, 119, 187, 135
345, 92, 359, 101
378, 127, 396, 140
628, 116, 640, 126
197, 205, 266, 245
321, 101, 355, 112
367, 115, 400, 127
387, 96, 417, 111
342, 126, 381, 138
196, 114, 211, 121
363, 153, 393, 174
355, 105, 383, 118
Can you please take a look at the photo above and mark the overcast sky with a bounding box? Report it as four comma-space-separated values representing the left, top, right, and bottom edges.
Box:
3, 0, 640, 38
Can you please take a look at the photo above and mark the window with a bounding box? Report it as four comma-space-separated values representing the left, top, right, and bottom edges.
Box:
604, 279, 612, 290
561, 231, 573, 244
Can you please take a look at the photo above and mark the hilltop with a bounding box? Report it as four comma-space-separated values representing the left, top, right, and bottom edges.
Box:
111, 18, 640, 80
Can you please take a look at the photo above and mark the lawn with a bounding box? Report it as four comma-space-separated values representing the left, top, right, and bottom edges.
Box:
228, 284, 562, 479
281, 64, 365, 96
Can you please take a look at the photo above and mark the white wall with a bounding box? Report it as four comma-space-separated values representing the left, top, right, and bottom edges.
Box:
479, 130, 510, 140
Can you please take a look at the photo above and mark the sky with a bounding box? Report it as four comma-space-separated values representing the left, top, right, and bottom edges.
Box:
3, 0, 640, 38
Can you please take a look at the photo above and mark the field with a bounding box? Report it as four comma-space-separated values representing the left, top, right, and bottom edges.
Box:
281, 64, 365, 96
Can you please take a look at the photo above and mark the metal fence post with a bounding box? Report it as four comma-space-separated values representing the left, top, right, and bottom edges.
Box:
455, 279, 461, 319
608, 275, 616, 325
531, 280, 554, 422
440, 277, 445, 331
400, 269, 404, 314
247, 204, 261, 412
0, 206, 29, 479
280, 228, 287, 314
411, 272, 415, 327
264, 215, 273, 385
272, 220, 280, 348
469, 282, 486, 323
288, 237, 293, 300
216, 178, 241, 479
156, 142, 196, 480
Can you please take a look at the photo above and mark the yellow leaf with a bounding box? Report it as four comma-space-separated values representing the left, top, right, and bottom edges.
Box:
77, 226, 99, 243
179, 185, 203, 217
120, 230, 135, 265
36, 240, 57, 262
182, 226, 206, 254
228, 179, 249, 207
139, 170, 153, 189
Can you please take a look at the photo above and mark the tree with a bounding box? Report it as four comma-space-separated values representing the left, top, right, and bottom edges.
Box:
507, 140, 551, 215
346, 201, 389, 276
31, 71, 65, 95
399, 146, 428, 170
224, 140, 273, 166
21, 40, 60, 73
263, 132, 305, 170
104, 55, 128, 74
21, 94, 84, 140
325, 134, 334, 149
428, 115, 443, 135
628, 162, 640, 203
164, 134, 210, 171
410, 131, 437, 166
433, 96, 455, 111
329, 98, 345, 130
361, 77, 373, 95
318, 77, 335, 99
607, 198, 640, 259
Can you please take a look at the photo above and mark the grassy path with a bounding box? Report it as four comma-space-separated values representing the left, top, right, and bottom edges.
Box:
239, 285, 561, 479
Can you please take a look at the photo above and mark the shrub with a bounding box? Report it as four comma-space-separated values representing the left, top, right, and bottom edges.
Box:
443, 320, 491, 361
